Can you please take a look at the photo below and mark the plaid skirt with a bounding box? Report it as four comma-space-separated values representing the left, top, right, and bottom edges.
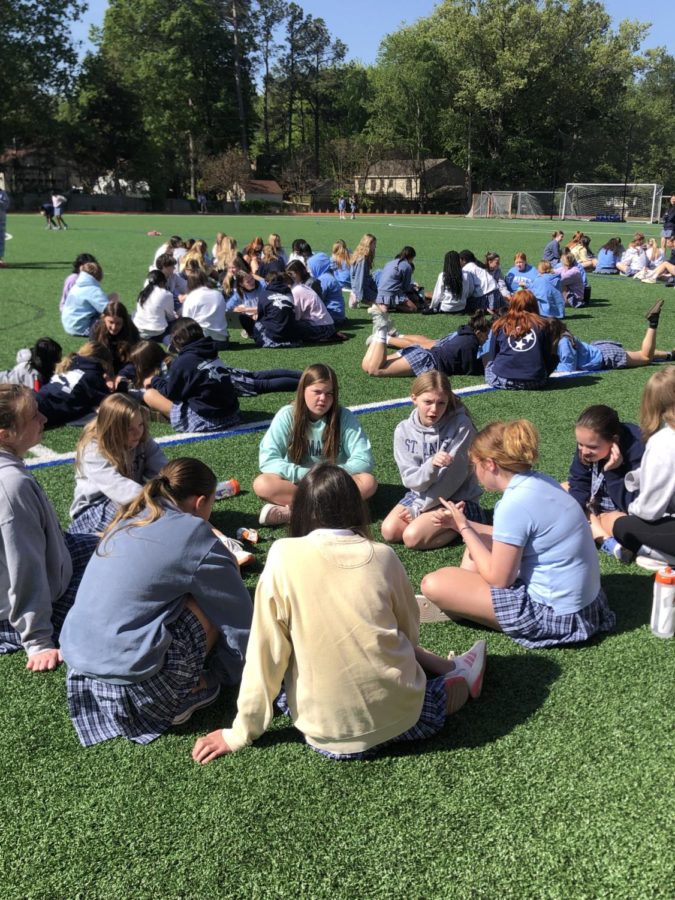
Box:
491, 580, 616, 649
398, 495, 488, 527
399, 345, 436, 375
277, 675, 448, 761
66, 607, 206, 746
68, 498, 117, 536
485, 362, 548, 392
0, 531, 97, 654
592, 340, 628, 370
170, 402, 241, 433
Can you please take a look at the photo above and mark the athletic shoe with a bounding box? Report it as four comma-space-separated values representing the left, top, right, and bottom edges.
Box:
213, 530, 254, 567
665, 277, 675, 288
644, 298, 665, 321
365, 334, 388, 346
415, 593, 452, 623
370, 310, 392, 332
598, 537, 634, 564
239, 329, 250, 340
387, 325, 400, 337
634, 549, 675, 571
172, 684, 221, 725
452, 640, 487, 699
259, 503, 291, 526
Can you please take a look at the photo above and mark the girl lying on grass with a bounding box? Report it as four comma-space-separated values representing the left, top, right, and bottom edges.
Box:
361, 309, 490, 378
60, 457, 253, 746
380, 371, 486, 550
0, 385, 97, 670
36, 341, 115, 428
192, 463, 486, 763
419, 419, 616, 648
253, 363, 377, 526
550, 299, 670, 373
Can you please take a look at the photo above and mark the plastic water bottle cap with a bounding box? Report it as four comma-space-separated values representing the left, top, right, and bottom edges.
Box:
654, 566, 675, 585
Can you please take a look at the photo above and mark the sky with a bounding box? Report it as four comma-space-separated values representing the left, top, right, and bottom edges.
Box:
71, 0, 675, 63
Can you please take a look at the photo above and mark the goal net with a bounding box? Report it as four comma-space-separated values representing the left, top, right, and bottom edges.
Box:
467, 191, 559, 218
560, 183, 663, 223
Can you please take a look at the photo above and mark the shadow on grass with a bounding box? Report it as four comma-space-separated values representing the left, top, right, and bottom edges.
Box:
602, 572, 652, 635
7, 261, 71, 269
545, 375, 601, 390
180, 654, 561, 758
369, 481, 405, 519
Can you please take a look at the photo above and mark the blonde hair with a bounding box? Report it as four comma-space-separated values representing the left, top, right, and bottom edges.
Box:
215, 235, 238, 271
538, 260, 552, 274
639, 366, 675, 441
101, 457, 216, 546
56, 341, 113, 376
331, 239, 350, 267
0, 384, 36, 450
267, 233, 283, 253
76, 394, 148, 477
470, 419, 539, 473
410, 370, 463, 415
350, 233, 376, 266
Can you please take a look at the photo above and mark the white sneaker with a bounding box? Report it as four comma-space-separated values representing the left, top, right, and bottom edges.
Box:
213, 531, 254, 567
415, 594, 452, 623
635, 551, 675, 571
259, 503, 291, 526
452, 640, 487, 699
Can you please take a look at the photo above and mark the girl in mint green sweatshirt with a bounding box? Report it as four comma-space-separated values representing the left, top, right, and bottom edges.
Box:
252, 363, 377, 526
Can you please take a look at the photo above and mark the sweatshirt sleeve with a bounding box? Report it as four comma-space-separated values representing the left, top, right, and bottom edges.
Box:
338, 408, 374, 475
393, 421, 437, 492
258, 406, 309, 483
143, 439, 168, 478
78, 445, 147, 507
0, 482, 67, 655
350, 260, 365, 301
567, 451, 592, 508
626, 435, 675, 520
430, 272, 444, 310
555, 336, 577, 373
221, 550, 292, 751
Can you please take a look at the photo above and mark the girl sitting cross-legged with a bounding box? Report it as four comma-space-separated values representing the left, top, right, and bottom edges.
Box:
192, 462, 487, 764
380, 371, 486, 550
253, 363, 377, 526
418, 419, 616, 648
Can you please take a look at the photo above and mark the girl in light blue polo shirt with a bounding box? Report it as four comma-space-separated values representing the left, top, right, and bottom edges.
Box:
419, 419, 616, 648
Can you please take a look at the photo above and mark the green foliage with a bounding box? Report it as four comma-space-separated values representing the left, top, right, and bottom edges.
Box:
0, 0, 85, 151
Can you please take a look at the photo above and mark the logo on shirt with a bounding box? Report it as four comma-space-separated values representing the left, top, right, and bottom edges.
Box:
197, 359, 229, 382
507, 330, 537, 352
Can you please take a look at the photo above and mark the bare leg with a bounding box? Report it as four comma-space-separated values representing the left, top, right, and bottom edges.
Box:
420, 566, 502, 630
143, 387, 173, 417
388, 333, 436, 350
252, 472, 298, 506
401, 509, 459, 550
361, 338, 415, 376
625, 324, 657, 367
415, 645, 457, 676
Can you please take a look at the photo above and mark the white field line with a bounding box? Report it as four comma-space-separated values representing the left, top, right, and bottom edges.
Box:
25, 372, 583, 471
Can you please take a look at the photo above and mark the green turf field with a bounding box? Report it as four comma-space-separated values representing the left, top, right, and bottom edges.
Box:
0, 214, 673, 898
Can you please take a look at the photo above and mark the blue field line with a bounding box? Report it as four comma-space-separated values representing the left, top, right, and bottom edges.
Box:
24, 371, 584, 471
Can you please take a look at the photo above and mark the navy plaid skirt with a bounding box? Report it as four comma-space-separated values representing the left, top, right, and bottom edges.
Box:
485, 362, 548, 391
66, 607, 207, 746
491, 580, 616, 649
592, 340, 628, 370
170, 402, 241, 433
277, 676, 447, 761
0, 531, 97, 654
399, 345, 436, 375
68, 499, 117, 536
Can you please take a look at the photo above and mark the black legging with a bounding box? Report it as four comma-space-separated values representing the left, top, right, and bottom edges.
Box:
613, 515, 675, 556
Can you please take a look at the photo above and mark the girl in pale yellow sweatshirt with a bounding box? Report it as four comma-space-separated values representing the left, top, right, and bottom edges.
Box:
193, 463, 487, 763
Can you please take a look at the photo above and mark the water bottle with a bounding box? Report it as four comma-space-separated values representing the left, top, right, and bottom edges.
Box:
215, 478, 240, 500
651, 566, 675, 639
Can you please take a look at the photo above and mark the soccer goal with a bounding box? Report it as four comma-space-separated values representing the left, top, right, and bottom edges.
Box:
467, 191, 559, 218
560, 183, 663, 223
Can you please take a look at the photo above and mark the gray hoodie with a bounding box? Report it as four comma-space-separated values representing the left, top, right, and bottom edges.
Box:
393, 405, 481, 516
0, 450, 72, 655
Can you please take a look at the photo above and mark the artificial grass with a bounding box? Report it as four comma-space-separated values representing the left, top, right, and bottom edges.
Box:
0, 214, 673, 898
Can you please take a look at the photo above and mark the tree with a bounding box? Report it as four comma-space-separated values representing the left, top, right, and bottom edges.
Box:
202, 148, 251, 211
0, 0, 85, 153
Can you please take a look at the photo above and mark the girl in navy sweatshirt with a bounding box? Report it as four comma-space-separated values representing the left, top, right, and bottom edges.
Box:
143, 320, 240, 432
36, 341, 114, 427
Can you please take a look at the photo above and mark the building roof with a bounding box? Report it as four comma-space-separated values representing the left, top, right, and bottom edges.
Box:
365, 159, 452, 177
246, 179, 283, 195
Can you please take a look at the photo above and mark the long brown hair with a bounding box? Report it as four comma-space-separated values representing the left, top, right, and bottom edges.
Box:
76, 394, 148, 478
289, 463, 371, 539
492, 291, 546, 338
288, 364, 340, 464
0, 384, 35, 451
